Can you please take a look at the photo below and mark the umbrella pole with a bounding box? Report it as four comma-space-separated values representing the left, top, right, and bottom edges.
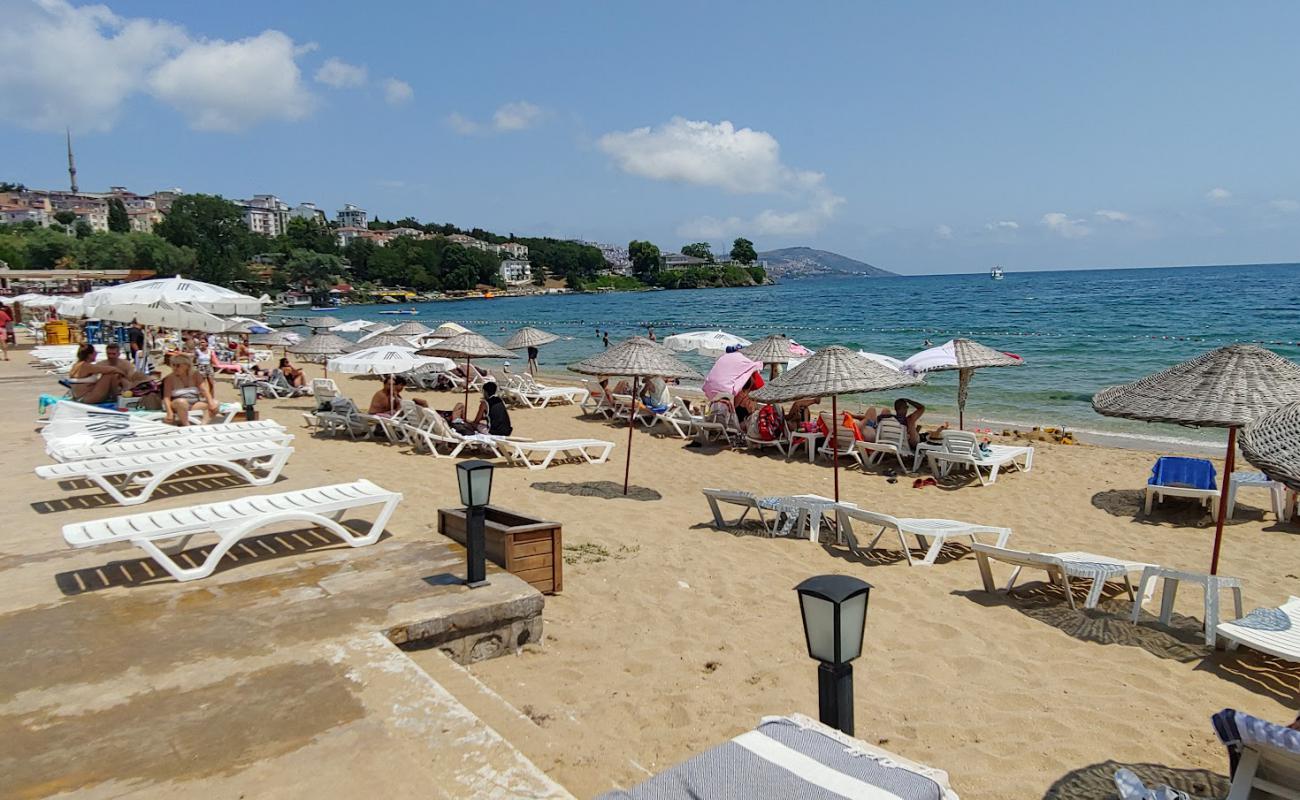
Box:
463, 356, 471, 412
1209, 426, 1237, 575
832, 395, 840, 503
624, 376, 638, 495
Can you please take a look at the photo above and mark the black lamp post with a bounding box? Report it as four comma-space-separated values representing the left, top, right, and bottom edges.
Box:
456, 460, 494, 588
794, 574, 872, 736
240, 382, 258, 422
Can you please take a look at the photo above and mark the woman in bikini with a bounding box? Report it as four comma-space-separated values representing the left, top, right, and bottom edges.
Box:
162, 354, 216, 426
67, 343, 132, 404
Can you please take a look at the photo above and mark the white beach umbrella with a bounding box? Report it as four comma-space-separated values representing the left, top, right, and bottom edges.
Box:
857, 351, 906, 372
327, 345, 453, 375
94, 298, 230, 332
41, 402, 175, 447
357, 324, 401, 343
55, 297, 86, 318
22, 295, 61, 309
330, 319, 379, 333
11, 293, 47, 304
902, 338, 1023, 429
663, 330, 752, 358
83, 276, 264, 316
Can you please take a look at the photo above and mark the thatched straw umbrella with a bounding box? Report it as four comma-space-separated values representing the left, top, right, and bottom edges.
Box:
287, 333, 357, 377
1093, 344, 1300, 574
902, 338, 1023, 429
741, 333, 806, 379
1242, 403, 1300, 494
419, 331, 518, 410
303, 316, 342, 332
387, 320, 432, 337
504, 326, 560, 375
570, 337, 702, 495
353, 332, 419, 350
752, 345, 923, 501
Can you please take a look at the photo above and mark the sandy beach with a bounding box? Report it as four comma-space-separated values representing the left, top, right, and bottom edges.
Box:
6, 356, 1299, 799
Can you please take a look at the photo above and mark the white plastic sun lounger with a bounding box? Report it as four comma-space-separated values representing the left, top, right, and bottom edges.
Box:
400, 406, 511, 459
1212, 708, 1300, 800
702, 488, 778, 535
505, 375, 589, 409
43, 417, 286, 456
854, 419, 914, 473
503, 438, 614, 470
927, 431, 1033, 486
37, 441, 295, 506
48, 427, 294, 462
815, 413, 864, 468
972, 543, 1153, 609
62, 479, 402, 582
1217, 596, 1300, 664
834, 504, 1012, 566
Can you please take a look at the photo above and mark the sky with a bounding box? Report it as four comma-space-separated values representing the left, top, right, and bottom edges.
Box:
4, 1, 1300, 275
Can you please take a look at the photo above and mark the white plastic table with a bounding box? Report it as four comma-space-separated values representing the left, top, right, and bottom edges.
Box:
1228, 471, 1288, 520
762, 494, 838, 541
1130, 566, 1244, 646
787, 431, 820, 463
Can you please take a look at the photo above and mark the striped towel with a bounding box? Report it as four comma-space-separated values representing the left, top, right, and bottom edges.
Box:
597, 714, 956, 800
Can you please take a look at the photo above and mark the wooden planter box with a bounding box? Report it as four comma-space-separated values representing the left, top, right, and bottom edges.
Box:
437, 506, 562, 594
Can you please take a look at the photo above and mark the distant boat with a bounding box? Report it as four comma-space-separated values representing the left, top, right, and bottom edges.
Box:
990, 265, 1005, 280
310, 305, 338, 311
378, 308, 419, 316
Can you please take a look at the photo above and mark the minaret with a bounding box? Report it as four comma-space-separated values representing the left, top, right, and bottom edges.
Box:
66, 128, 78, 193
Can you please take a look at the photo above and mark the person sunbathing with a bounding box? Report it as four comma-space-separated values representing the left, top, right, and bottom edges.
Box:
278, 357, 305, 388
368, 375, 407, 416
162, 354, 216, 426
786, 396, 820, 427
877, 398, 926, 448
67, 343, 134, 404
443, 381, 513, 436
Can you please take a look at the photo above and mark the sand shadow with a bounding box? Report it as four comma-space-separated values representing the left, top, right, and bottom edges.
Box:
1091, 489, 1263, 527
31, 472, 285, 514
953, 587, 1212, 663
52, 521, 389, 595
1043, 759, 1228, 799
1195, 649, 1300, 704
531, 480, 662, 501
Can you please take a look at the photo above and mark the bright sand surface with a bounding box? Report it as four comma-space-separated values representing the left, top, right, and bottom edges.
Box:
10, 356, 1300, 798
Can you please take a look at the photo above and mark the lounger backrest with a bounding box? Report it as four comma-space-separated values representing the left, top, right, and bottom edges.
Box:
703, 488, 757, 503
874, 419, 909, 452
971, 543, 1064, 570
838, 506, 903, 531
942, 430, 979, 457
1149, 456, 1217, 490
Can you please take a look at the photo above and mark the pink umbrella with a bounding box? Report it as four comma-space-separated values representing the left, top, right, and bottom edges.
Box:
702, 351, 762, 399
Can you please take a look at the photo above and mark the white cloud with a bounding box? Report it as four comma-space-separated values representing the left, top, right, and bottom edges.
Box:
1094, 209, 1133, 223
1206, 187, 1233, 202
315, 57, 367, 88
985, 220, 1019, 231
1041, 212, 1091, 239
382, 77, 413, 106
493, 100, 541, 131
1269, 199, 1300, 213
934, 224, 954, 240
150, 31, 314, 132
0, 0, 186, 132
447, 100, 541, 134
601, 116, 844, 236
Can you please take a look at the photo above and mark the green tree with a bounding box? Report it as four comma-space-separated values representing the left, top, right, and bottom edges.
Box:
53, 210, 76, 226
0, 232, 29, 268
73, 220, 93, 239
24, 227, 76, 268
128, 232, 197, 274
343, 237, 378, 281
279, 216, 337, 254
78, 232, 135, 268
628, 240, 662, 279
681, 242, 714, 262
0, 181, 27, 192
107, 198, 130, 233
155, 194, 254, 285
284, 249, 344, 289
730, 237, 757, 265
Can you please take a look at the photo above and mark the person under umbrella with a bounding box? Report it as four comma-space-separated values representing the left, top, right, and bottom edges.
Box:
752, 345, 923, 502
418, 331, 518, 411
504, 326, 560, 376
570, 337, 702, 495
1093, 344, 1300, 574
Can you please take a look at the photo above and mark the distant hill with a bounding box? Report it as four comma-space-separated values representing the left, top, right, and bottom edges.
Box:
757, 247, 895, 279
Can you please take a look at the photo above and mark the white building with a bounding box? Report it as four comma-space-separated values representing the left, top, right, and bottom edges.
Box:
500, 260, 533, 285
336, 226, 372, 248
576, 241, 633, 275
241, 194, 290, 237
337, 203, 368, 229
0, 206, 50, 226
290, 202, 328, 225
72, 205, 109, 233
499, 241, 529, 259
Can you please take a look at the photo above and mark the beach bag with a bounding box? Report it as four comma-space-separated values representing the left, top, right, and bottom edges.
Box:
756, 404, 784, 441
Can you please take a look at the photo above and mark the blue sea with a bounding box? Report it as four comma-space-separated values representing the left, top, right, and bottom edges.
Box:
310, 262, 1300, 451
